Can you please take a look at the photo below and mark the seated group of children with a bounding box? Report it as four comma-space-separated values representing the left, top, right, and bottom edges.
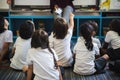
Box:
0, 14, 120, 80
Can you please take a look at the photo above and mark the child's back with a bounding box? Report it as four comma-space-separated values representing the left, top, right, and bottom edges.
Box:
49, 13, 74, 67
27, 47, 59, 80
27, 29, 61, 80
10, 37, 31, 69
73, 23, 99, 75
49, 29, 73, 67
10, 20, 34, 70
0, 30, 13, 53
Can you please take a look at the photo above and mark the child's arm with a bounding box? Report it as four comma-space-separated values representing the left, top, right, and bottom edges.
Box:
102, 42, 109, 49
69, 13, 74, 29
11, 47, 15, 58
56, 61, 63, 80
22, 65, 28, 72
100, 42, 109, 56
0, 42, 10, 64
58, 67, 63, 80
27, 64, 33, 80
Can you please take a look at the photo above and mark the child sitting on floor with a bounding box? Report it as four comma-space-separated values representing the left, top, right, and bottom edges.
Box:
101, 19, 120, 73
10, 20, 35, 71
27, 29, 62, 80
49, 13, 74, 67
73, 22, 107, 75
0, 15, 13, 64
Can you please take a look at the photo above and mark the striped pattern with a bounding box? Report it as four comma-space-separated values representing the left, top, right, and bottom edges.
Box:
63, 68, 120, 80
0, 66, 120, 80
0, 68, 25, 80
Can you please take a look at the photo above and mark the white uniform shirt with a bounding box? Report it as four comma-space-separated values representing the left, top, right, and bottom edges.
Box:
0, 30, 13, 52
105, 31, 120, 49
73, 37, 99, 75
49, 28, 73, 67
92, 37, 101, 49
10, 37, 31, 70
27, 48, 59, 80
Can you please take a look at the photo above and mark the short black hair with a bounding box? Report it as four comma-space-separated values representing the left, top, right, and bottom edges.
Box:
110, 19, 120, 35
0, 15, 5, 33
19, 20, 34, 39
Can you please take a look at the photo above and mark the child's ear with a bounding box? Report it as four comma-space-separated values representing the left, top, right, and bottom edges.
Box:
92, 31, 96, 36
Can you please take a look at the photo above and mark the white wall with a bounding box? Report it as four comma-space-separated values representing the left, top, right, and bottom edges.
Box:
73, 0, 96, 6
0, 0, 9, 9
1, 0, 119, 10
14, 0, 96, 6
14, 0, 49, 6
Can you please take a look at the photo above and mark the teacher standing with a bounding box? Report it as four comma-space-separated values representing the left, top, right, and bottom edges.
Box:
50, 0, 75, 23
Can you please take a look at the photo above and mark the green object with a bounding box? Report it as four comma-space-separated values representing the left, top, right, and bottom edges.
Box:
118, 0, 120, 2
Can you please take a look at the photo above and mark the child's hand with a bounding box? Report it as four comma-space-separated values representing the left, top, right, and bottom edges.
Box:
22, 65, 28, 72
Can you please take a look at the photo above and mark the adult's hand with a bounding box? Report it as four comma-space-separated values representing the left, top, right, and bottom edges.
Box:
7, 0, 11, 5
54, 4, 59, 10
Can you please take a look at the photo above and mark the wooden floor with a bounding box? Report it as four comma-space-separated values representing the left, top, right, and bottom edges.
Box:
0, 63, 120, 80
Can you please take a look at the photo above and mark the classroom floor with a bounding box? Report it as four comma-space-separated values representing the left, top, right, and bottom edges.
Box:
0, 62, 120, 80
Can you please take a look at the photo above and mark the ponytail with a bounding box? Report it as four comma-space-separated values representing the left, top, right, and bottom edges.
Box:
31, 29, 58, 69
48, 46, 58, 69
80, 23, 93, 51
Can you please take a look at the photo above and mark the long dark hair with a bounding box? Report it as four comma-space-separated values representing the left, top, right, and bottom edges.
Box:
109, 19, 120, 36
31, 29, 58, 69
0, 15, 5, 33
53, 18, 68, 39
79, 23, 93, 51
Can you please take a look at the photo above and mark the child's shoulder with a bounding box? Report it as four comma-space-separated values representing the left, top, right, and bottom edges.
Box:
28, 48, 36, 54
107, 30, 117, 35
5, 30, 12, 32
2, 30, 12, 36
4, 30, 12, 35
